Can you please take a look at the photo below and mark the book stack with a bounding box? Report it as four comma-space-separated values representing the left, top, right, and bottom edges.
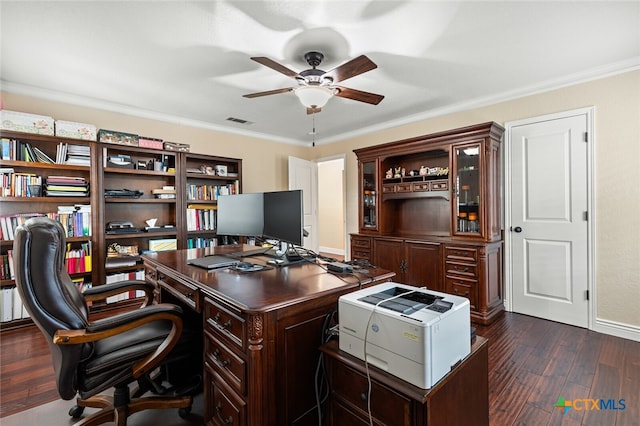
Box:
44, 176, 89, 197
65, 144, 91, 166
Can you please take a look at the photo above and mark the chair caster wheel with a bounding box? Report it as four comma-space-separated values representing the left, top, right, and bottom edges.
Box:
178, 406, 191, 419
69, 405, 85, 418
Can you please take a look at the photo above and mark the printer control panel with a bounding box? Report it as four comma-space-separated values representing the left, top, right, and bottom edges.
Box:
358, 286, 453, 315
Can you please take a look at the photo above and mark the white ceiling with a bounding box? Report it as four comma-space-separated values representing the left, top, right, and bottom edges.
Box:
1, 1, 639, 146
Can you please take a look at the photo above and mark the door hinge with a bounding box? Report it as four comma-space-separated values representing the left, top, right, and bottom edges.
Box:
584, 132, 588, 142
583, 211, 588, 221
585, 290, 589, 300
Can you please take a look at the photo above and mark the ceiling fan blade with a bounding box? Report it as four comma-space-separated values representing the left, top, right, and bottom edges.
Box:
334, 86, 384, 105
323, 55, 377, 83
251, 57, 299, 78
243, 87, 294, 98
306, 107, 321, 115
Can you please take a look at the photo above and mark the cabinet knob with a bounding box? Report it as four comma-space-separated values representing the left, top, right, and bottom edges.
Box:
360, 392, 368, 401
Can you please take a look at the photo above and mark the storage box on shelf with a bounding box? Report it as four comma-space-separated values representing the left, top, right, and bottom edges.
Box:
351, 122, 504, 325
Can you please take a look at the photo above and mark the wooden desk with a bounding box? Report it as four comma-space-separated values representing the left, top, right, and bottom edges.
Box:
142, 245, 395, 426
320, 337, 489, 426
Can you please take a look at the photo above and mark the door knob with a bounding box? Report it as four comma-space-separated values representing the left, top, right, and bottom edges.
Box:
513, 226, 522, 233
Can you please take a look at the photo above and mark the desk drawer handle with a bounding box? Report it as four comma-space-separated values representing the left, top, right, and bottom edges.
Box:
454, 266, 469, 272
213, 348, 231, 368
214, 313, 221, 322
216, 403, 233, 424
183, 291, 194, 300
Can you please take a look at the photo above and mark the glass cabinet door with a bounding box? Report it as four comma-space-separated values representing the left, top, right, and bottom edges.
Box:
454, 143, 482, 236
360, 160, 378, 230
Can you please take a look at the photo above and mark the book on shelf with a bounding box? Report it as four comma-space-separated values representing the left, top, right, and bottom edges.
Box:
104, 270, 146, 304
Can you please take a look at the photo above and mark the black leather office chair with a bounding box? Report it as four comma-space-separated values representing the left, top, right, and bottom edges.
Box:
13, 217, 193, 425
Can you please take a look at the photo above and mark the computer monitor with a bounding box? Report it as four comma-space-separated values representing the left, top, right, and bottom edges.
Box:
263, 190, 304, 247
216, 193, 263, 237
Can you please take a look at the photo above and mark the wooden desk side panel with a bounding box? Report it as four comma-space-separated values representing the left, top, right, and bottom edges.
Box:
425, 340, 489, 426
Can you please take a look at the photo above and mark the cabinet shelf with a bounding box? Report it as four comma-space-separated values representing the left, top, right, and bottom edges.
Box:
104, 198, 177, 204
0, 159, 90, 172
103, 167, 176, 176
0, 196, 91, 203
382, 190, 450, 201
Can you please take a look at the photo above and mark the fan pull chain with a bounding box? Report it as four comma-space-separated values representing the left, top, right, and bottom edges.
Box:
312, 115, 316, 147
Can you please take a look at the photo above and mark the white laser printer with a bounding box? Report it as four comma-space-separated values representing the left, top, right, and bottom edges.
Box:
338, 282, 470, 389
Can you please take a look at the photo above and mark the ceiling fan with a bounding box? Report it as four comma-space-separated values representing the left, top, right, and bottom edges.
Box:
243, 51, 384, 114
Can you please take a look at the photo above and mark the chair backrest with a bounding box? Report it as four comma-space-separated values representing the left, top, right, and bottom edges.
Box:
13, 216, 92, 400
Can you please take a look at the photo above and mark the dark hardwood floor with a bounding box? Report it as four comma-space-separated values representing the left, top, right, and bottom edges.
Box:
2, 312, 639, 425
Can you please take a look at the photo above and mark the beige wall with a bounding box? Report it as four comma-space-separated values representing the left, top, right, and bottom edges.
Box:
312, 70, 640, 331
3, 69, 639, 332
1, 92, 310, 193
318, 159, 344, 253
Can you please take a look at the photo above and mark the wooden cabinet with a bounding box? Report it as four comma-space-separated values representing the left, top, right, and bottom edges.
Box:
97, 144, 179, 286
351, 122, 504, 324
1, 130, 96, 328
373, 237, 442, 292
0, 129, 243, 329
321, 337, 489, 426
181, 152, 242, 249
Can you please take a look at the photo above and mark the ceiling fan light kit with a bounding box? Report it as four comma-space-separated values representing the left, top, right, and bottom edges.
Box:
294, 85, 335, 109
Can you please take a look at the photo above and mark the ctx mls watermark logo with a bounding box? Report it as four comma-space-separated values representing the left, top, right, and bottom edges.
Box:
554, 397, 626, 414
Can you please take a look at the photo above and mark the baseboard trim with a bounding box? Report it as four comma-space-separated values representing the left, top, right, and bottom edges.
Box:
592, 318, 640, 342
319, 246, 344, 256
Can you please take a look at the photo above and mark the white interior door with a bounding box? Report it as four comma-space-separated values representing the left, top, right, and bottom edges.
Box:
508, 112, 590, 328
288, 156, 318, 251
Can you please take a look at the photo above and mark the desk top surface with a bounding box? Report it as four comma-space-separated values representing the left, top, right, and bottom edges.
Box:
142, 245, 395, 313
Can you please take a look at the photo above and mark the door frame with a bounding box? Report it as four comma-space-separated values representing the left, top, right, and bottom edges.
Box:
504, 107, 595, 329
316, 154, 347, 257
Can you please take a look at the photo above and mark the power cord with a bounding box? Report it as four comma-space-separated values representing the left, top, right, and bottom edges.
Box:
362, 287, 426, 425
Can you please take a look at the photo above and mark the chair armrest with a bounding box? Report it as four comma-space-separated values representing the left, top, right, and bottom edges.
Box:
53, 303, 184, 378
82, 280, 154, 307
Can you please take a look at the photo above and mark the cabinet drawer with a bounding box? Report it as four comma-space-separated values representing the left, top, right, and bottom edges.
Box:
412, 182, 430, 192
204, 330, 247, 396
351, 237, 371, 249
396, 183, 412, 193
352, 249, 371, 260
204, 297, 246, 351
382, 184, 396, 194
208, 366, 246, 426
445, 246, 478, 262
445, 261, 478, 278
446, 277, 478, 309
157, 272, 200, 312
430, 180, 449, 191
331, 358, 411, 426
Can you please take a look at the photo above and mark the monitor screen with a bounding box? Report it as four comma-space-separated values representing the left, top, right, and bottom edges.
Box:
216, 193, 264, 237
263, 190, 304, 246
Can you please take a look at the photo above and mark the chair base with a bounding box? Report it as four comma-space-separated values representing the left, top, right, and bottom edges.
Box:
71, 391, 192, 426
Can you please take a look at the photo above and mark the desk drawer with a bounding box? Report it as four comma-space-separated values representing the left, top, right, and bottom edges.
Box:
205, 364, 246, 426
330, 357, 411, 426
157, 272, 200, 313
204, 297, 246, 351
204, 330, 246, 396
